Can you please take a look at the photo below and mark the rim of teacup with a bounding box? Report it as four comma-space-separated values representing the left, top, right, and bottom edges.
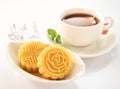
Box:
60, 8, 104, 28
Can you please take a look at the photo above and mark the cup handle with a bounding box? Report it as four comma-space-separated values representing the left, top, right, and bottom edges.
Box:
98, 17, 114, 46
102, 17, 114, 35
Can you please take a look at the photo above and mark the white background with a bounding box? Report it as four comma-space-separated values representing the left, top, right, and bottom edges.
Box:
0, 0, 120, 89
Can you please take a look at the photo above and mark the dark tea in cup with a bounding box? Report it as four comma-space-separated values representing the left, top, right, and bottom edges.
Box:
62, 13, 100, 26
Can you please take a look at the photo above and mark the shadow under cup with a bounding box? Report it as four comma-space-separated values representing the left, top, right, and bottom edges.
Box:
59, 8, 112, 47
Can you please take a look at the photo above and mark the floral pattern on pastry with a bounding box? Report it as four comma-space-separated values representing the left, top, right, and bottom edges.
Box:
18, 41, 47, 72
37, 45, 72, 80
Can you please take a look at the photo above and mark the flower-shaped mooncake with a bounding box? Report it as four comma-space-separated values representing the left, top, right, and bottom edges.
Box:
37, 45, 72, 80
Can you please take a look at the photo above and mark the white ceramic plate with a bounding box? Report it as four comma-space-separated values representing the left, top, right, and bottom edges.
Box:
7, 42, 85, 83
59, 30, 118, 58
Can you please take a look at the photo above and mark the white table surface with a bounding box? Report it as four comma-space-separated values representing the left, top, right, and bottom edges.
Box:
0, 0, 120, 89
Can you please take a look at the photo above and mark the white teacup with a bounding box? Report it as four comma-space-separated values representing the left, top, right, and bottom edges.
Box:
59, 8, 114, 47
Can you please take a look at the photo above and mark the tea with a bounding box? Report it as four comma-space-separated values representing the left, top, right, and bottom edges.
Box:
62, 13, 99, 26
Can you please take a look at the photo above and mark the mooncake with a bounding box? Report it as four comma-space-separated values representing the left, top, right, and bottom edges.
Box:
18, 41, 47, 72
37, 45, 72, 80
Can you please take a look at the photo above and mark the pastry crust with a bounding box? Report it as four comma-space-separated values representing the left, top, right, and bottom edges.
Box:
18, 41, 47, 72
37, 45, 72, 80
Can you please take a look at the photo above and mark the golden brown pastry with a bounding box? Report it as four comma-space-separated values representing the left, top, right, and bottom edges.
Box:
37, 45, 72, 80
18, 41, 47, 72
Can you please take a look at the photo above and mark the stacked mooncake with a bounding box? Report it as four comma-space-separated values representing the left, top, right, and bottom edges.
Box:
18, 41, 47, 72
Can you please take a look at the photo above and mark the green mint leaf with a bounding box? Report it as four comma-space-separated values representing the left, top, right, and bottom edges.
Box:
54, 34, 61, 44
47, 28, 57, 40
47, 28, 62, 44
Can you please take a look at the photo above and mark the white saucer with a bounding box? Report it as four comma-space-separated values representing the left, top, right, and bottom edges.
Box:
59, 30, 118, 58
